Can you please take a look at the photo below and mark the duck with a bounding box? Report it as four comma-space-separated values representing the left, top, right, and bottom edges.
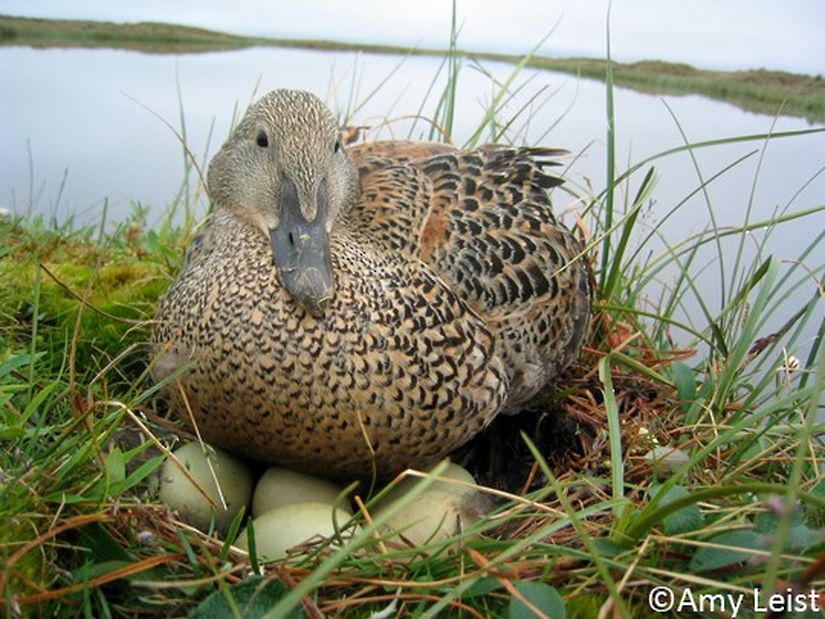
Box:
150, 89, 591, 480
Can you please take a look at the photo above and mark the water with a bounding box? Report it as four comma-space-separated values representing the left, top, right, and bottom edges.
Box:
3, 0, 824, 74
2, 44, 824, 366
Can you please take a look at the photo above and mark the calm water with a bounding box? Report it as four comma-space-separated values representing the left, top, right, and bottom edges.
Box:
4, 0, 824, 74
2, 45, 824, 364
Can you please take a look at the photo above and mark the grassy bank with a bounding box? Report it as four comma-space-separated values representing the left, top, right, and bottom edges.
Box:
2, 20, 825, 617
2, 13, 824, 123
0, 14, 254, 53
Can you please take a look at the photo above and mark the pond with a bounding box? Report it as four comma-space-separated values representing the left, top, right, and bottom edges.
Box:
2, 44, 824, 361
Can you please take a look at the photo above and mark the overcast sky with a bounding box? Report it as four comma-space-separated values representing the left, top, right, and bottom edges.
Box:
2, 0, 823, 75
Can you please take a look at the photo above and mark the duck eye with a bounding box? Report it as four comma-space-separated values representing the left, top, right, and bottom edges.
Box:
256, 131, 269, 148
333, 140, 341, 153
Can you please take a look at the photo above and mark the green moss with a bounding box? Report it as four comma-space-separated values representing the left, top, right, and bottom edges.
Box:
0, 517, 44, 603
1, 221, 172, 380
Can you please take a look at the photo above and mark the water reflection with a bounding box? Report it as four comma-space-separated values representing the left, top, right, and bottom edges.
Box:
2, 44, 823, 359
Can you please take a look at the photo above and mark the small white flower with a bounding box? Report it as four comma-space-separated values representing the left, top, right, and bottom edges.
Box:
776, 349, 802, 389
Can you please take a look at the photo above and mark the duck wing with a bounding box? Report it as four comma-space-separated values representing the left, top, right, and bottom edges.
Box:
350, 143, 591, 410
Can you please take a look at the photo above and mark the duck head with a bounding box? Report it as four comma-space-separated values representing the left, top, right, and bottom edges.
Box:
207, 90, 359, 316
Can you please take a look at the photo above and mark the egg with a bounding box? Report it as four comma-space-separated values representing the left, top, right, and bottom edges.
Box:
373, 462, 491, 547
236, 501, 356, 561
158, 442, 253, 534
379, 462, 477, 504
252, 467, 349, 517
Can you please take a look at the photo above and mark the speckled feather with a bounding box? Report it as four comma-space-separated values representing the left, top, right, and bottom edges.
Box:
347, 141, 591, 410
151, 90, 590, 479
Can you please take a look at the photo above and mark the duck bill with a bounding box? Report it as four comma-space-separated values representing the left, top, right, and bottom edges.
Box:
270, 178, 334, 317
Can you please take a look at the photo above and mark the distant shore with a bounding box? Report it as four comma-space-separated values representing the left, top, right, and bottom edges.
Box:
2, 14, 823, 123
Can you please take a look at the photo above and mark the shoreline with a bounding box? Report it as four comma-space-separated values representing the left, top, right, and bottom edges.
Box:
2, 14, 824, 123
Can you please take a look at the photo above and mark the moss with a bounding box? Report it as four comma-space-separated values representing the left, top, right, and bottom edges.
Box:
1, 221, 172, 379
0, 517, 43, 604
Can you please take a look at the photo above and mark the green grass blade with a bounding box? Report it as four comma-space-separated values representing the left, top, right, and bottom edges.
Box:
599, 355, 625, 518
602, 166, 656, 301
600, 2, 616, 289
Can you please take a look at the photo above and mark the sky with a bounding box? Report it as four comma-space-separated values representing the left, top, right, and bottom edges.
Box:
2, 0, 824, 75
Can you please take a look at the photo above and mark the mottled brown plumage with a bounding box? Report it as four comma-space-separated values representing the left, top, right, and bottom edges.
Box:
151, 90, 591, 479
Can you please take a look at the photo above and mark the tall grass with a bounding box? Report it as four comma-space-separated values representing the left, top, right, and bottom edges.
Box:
2, 10, 825, 619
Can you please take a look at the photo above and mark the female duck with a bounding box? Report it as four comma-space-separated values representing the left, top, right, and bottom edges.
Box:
151, 90, 590, 479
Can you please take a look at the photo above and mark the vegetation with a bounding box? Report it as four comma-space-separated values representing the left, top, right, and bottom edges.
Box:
2, 11, 825, 618
0, 14, 254, 53
2, 13, 824, 123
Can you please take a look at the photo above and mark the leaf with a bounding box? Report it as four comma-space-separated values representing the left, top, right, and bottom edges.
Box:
105, 447, 126, 484
0, 427, 25, 439
689, 530, 761, 572
220, 506, 248, 564
460, 576, 504, 599
0, 352, 42, 381
649, 485, 705, 535
787, 522, 823, 551
592, 538, 627, 558
189, 576, 301, 619
670, 362, 696, 409
120, 453, 164, 491
20, 381, 58, 424
507, 581, 566, 619
754, 510, 823, 552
